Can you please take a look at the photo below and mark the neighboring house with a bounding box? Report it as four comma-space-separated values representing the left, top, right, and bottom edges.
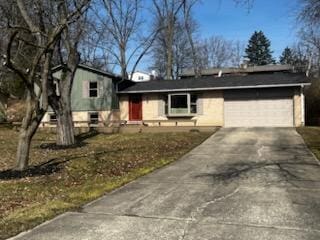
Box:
180, 64, 294, 78
117, 72, 311, 127
129, 71, 153, 82
42, 64, 121, 127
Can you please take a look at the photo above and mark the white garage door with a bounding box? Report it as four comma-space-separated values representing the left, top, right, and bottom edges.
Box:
224, 90, 294, 127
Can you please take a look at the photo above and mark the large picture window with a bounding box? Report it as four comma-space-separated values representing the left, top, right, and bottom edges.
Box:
168, 93, 197, 116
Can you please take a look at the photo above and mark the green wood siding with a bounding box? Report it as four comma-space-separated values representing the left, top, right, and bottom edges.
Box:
53, 68, 117, 111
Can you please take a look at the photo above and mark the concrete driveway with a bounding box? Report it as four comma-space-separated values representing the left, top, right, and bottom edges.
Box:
10, 128, 320, 240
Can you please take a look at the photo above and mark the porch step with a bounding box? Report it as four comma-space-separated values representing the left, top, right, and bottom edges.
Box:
126, 121, 143, 125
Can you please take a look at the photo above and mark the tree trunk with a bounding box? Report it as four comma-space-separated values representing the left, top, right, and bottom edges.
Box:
15, 104, 44, 171
49, 46, 79, 146
166, 46, 173, 79
56, 102, 75, 146
16, 128, 33, 170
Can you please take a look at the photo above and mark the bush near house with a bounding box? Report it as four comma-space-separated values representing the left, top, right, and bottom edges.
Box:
305, 78, 320, 126
297, 127, 320, 160
0, 127, 213, 239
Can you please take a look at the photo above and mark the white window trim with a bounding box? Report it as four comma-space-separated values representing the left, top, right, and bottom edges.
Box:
167, 93, 196, 117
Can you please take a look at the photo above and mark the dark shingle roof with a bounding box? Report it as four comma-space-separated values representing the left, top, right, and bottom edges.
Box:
180, 64, 293, 77
118, 73, 310, 93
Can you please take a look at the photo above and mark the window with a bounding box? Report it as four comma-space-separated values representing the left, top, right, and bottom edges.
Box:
168, 93, 197, 116
138, 75, 144, 80
89, 112, 99, 124
49, 113, 57, 123
89, 81, 98, 97
191, 95, 198, 114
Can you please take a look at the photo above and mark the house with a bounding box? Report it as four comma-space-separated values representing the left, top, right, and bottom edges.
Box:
42, 64, 121, 127
129, 70, 157, 82
117, 72, 311, 127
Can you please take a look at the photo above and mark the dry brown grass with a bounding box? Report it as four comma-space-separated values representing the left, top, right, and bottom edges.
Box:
297, 127, 320, 161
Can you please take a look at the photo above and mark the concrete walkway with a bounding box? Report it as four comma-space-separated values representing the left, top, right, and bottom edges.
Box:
10, 128, 320, 240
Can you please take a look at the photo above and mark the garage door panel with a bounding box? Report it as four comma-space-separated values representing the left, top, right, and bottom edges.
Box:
224, 98, 293, 127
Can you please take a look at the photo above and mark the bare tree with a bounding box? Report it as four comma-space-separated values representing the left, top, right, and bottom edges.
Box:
201, 36, 234, 68
183, 0, 201, 77
97, 0, 158, 80
173, 20, 194, 78
298, 0, 320, 27
49, 19, 82, 146
231, 40, 245, 67
2, 0, 89, 170
79, 23, 116, 72
152, 0, 185, 79
152, 17, 196, 79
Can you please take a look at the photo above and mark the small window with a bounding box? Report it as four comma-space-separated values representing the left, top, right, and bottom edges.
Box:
164, 97, 168, 115
190, 95, 197, 114
89, 81, 98, 97
49, 113, 57, 123
89, 112, 99, 124
138, 75, 144, 80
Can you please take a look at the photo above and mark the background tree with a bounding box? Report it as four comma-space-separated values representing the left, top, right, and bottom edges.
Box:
152, 0, 186, 79
201, 36, 233, 68
197, 36, 245, 69
97, 0, 158, 80
183, 0, 201, 77
245, 30, 274, 65
296, 0, 320, 125
279, 47, 295, 65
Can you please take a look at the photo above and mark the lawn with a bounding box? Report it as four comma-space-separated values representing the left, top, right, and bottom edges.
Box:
297, 127, 320, 160
0, 127, 213, 239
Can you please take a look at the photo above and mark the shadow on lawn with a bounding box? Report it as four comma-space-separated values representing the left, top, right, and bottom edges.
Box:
39, 130, 100, 150
0, 130, 107, 180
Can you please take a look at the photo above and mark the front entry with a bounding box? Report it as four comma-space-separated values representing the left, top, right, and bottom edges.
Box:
129, 94, 142, 121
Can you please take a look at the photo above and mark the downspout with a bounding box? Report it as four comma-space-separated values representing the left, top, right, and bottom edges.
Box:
301, 85, 305, 126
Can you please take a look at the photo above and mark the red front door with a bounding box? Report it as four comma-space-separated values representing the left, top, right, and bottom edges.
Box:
129, 94, 142, 121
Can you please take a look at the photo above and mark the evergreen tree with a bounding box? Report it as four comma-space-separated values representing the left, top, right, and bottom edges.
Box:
245, 31, 274, 65
279, 47, 295, 65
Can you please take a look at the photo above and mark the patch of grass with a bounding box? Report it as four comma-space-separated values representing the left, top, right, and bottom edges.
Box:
0, 129, 213, 239
297, 127, 320, 161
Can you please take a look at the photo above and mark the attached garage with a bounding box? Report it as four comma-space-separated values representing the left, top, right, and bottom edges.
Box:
224, 89, 294, 127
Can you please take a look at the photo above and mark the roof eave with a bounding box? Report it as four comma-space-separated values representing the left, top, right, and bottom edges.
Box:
52, 64, 122, 79
117, 83, 311, 94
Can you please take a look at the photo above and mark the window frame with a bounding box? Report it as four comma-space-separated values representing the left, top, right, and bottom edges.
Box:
167, 93, 197, 117
49, 113, 57, 124
89, 112, 99, 125
89, 81, 98, 98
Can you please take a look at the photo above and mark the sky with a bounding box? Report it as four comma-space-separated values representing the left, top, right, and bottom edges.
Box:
193, 0, 300, 58
137, 0, 301, 71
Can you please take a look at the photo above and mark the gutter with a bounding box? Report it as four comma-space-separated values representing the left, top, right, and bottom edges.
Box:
117, 83, 312, 94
